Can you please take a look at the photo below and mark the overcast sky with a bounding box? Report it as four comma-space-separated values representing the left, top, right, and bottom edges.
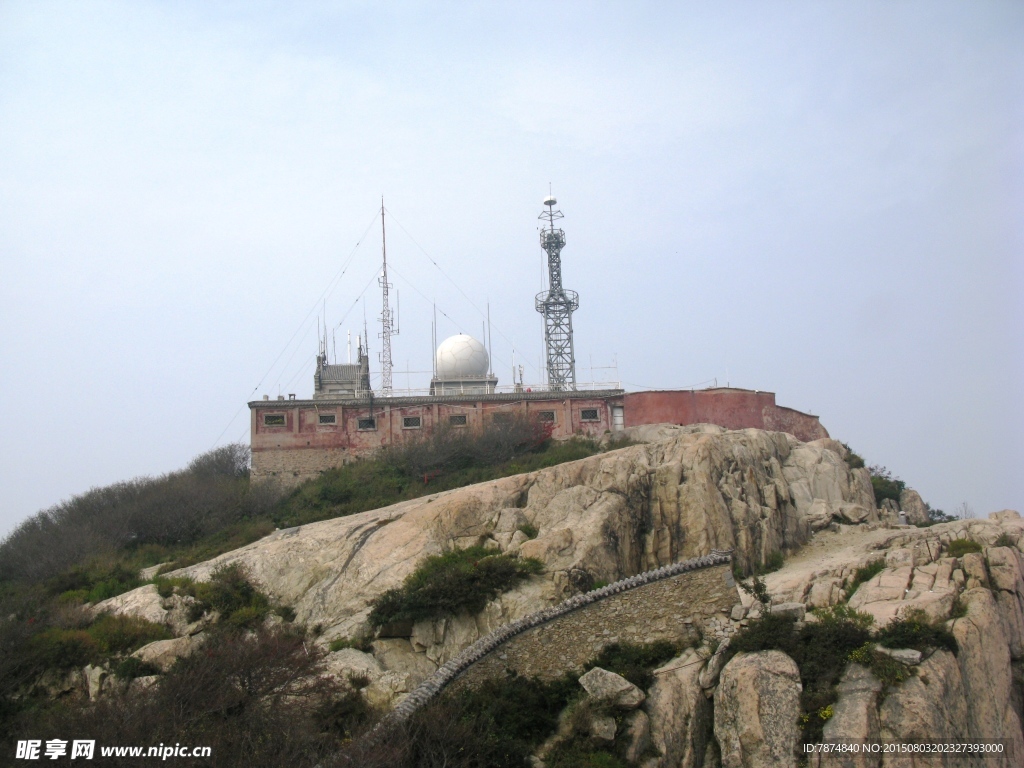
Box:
1, 1, 1021, 536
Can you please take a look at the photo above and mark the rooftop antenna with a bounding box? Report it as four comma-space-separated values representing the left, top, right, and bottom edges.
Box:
379, 198, 397, 395
535, 190, 579, 390
362, 302, 371, 386
487, 301, 493, 377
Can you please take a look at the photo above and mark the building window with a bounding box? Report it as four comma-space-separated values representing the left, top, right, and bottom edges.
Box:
318, 413, 337, 425
537, 411, 555, 422
357, 417, 376, 430
449, 414, 468, 426
492, 412, 513, 424
580, 408, 600, 422
403, 416, 422, 429
263, 414, 285, 427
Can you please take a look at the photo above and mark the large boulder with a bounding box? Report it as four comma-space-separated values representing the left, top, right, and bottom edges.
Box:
132, 634, 203, 672
92, 584, 167, 626
714, 651, 802, 768
818, 664, 882, 768
899, 489, 930, 525
644, 647, 713, 768
579, 667, 645, 709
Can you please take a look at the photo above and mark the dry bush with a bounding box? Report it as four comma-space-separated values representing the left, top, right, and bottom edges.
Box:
11, 626, 363, 768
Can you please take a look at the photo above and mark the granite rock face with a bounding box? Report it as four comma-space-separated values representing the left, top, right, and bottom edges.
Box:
714, 651, 802, 768
96, 425, 872, 687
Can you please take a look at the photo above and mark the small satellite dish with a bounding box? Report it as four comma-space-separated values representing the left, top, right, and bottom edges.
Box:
543, 196, 557, 206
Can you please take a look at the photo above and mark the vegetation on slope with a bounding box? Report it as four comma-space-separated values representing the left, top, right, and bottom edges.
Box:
725, 587, 959, 746
368, 546, 544, 627
339, 640, 690, 768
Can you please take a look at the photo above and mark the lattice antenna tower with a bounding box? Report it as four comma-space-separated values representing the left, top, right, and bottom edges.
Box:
379, 199, 398, 395
535, 194, 579, 390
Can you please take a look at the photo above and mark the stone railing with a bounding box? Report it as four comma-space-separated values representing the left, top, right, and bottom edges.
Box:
383, 550, 734, 725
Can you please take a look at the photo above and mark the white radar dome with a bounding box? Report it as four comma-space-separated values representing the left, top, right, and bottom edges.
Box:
436, 334, 489, 379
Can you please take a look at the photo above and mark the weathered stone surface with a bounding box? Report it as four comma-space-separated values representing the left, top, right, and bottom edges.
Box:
93, 584, 168, 627
369, 639, 436, 687
714, 651, 802, 768
898, 489, 930, 526
645, 647, 712, 768
590, 715, 617, 744
952, 588, 1024, 761
623, 709, 652, 764
168, 427, 869, 653
83, 664, 107, 701
819, 663, 882, 768
875, 647, 922, 665
132, 634, 202, 672
579, 667, 645, 709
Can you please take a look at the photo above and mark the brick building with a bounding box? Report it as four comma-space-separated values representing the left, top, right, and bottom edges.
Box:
249, 384, 828, 484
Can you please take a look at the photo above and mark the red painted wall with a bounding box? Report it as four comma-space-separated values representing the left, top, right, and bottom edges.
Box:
622, 389, 828, 443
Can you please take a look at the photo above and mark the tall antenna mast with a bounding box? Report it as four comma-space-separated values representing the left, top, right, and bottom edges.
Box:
379, 198, 397, 395
535, 192, 579, 390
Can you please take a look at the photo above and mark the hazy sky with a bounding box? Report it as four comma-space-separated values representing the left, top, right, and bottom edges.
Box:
1, 1, 1021, 536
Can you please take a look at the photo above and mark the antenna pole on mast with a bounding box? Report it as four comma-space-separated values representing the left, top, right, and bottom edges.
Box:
379, 198, 397, 395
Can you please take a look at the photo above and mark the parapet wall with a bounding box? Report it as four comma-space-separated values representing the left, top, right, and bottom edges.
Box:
386, 552, 736, 724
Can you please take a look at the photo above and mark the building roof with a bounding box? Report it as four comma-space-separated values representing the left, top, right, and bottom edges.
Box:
249, 388, 625, 408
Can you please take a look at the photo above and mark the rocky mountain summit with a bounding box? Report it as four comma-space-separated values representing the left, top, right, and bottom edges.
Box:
93, 424, 1024, 766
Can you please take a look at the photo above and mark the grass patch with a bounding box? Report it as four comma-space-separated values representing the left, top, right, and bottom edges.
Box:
876, 610, 958, 656
29, 614, 172, 669
518, 523, 539, 540
329, 636, 373, 653
994, 533, 1016, 548
946, 538, 982, 558
273, 436, 607, 529
368, 546, 543, 627
845, 559, 885, 602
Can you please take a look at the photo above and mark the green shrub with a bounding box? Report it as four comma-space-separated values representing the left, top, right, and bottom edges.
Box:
845, 559, 885, 601
87, 613, 172, 654
173, 564, 271, 628
947, 539, 982, 558
876, 612, 958, 656
453, 672, 578, 748
518, 523, 539, 540
728, 613, 798, 656
329, 636, 373, 653
271, 434, 606, 529
841, 444, 865, 470
729, 606, 872, 745
367, 546, 543, 627
994, 533, 1016, 548
761, 551, 785, 574
848, 642, 912, 692
868, 466, 906, 505
153, 575, 194, 599
112, 656, 161, 680
950, 595, 968, 619
547, 743, 628, 768
813, 603, 874, 630
274, 605, 296, 623
30, 628, 100, 668
584, 640, 682, 690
